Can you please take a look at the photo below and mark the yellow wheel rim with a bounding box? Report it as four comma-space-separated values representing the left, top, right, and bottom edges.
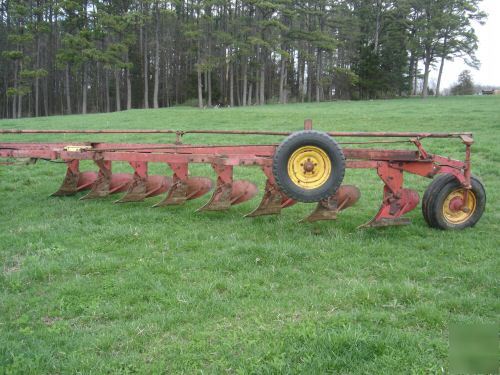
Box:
287, 146, 332, 190
442, 189, 477, 224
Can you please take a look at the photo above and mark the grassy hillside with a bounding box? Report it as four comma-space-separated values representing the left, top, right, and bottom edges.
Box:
1, 96, 499, 373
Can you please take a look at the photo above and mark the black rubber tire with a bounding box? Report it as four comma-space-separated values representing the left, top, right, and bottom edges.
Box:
422, 174, 456, 227
272, 130, 345, 203
422, 174, 486, 230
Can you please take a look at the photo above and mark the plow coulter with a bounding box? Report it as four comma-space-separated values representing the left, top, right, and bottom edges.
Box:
0, 120, 486, 229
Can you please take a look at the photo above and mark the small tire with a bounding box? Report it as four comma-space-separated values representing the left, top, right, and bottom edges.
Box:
422, 174, 455, 227
272, 131, 345, 203
422, 174, 486, 230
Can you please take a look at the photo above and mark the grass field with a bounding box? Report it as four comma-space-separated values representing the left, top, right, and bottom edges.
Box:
0, 96, 499, 374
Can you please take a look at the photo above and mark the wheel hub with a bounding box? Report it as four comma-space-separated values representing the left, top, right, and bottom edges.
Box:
287, 146, 332, 190
449, 196, 464, 211
442, 189, 476, 224
303, 159, 315, 173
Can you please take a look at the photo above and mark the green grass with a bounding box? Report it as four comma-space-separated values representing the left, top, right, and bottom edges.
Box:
0, 96, 499, 374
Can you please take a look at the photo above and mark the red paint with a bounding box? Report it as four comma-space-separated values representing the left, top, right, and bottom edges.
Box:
449, 197, 464, 211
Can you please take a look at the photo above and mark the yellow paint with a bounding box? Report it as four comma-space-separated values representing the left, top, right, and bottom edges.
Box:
64, 145, 92, 152
287, 146, 331, 189
442, 188, 477, 224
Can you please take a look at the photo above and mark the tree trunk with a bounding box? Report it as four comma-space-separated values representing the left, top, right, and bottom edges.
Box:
413, 60, 419, 96
82, 63, 88, 114
197, 42, 203, 109
408, 52, 415, 95
435, 56, 445, 97
298, 51, 305, 103
435, 36, 449, 97
307, 55, 313, 102
12, 60, 17, 119
43, 72, 48, 116
279, 54, 286, 104
235, 67, 241, 106
17, 61, 23, 118
105, 70, 110, 112
18, 94, 22, 118
197, 68, 203, 108
142, 26, 149, 109
207, 70, 212, 107
316, 50, 322, 102
126, 69, 132, 110
35, 34, 40, 117
205, 30, 212, 107
115, 69, 121, 111
242, 58, 247, 107
164, 57, 169, 107
204, 69, 207, 94
259, 63, 265, 105
229, 63, 234, 107
422, 52, 431, 98
65, 64, 72, 115
248, 83, 252, 106
374, 0, 381, 53
153, 2, 160, 109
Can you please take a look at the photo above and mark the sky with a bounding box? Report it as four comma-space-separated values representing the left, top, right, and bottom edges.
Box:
430, 0, 500, 89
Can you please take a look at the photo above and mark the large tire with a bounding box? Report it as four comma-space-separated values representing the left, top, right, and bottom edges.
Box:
422, 174, 486, 230
272, 131, 345, 203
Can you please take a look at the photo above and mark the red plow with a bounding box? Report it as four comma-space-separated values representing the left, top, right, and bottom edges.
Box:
0, 120, 486, 229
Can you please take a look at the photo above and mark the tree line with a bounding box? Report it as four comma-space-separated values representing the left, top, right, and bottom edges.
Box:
0, 0, 485, 119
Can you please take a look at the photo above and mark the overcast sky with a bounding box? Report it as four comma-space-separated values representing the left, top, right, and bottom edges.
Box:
430, 0, 500, 88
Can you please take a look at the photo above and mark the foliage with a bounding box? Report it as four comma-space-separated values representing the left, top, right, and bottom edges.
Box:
0, 0, 487, 118
451, 70, 475, 95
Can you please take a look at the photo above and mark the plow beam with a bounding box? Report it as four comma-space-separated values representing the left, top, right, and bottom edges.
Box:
360, 163, 420, 227
302, 185, 361, 222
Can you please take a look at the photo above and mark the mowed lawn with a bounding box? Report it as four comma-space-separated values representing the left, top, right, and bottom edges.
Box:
0, 96, 499, 374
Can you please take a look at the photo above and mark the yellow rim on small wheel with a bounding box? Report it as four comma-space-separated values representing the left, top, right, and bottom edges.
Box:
287, 146, 332, 190
442, 188, 477, 224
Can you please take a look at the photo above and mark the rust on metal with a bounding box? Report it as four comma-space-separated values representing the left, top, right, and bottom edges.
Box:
80, 160, 112, 200
197, 163, 235, 211
302, 185, 361, 222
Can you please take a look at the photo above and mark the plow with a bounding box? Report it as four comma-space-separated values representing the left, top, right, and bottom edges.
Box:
0, 120, 486, 229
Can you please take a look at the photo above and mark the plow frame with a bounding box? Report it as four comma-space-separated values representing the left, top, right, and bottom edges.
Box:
0, 120, 475, 227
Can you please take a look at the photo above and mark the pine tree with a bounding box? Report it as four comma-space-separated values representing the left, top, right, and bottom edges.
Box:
0, 0, 487, 117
